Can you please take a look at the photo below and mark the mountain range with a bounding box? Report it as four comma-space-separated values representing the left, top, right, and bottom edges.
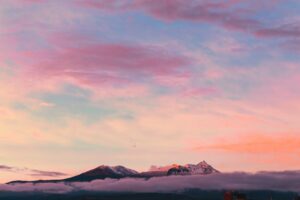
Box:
7, 161, 219, 184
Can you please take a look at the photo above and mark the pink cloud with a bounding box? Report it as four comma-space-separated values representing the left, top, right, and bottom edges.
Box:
21, 34, 191, 83
3, 30, 191, 96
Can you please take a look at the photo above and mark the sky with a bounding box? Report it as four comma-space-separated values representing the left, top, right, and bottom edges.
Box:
0, 0, 300, 183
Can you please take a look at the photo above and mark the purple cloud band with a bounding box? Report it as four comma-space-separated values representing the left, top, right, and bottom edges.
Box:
2, 171, 300, 193
76, 0, 299, 40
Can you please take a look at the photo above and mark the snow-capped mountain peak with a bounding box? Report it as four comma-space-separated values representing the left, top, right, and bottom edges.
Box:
151, 161, 219, 176
185, 160, 219, 175
109, 165, 138, 176
63, 165, 139, 182
94, 165, 138, 176
198, 160, 209, 167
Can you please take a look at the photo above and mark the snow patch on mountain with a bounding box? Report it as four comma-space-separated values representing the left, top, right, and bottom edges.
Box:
149, 164, 179, 172
185, 161, 219, 175
109, 166, 138, 176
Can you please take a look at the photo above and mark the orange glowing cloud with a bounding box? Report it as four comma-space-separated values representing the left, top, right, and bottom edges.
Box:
193, 133, 300, 154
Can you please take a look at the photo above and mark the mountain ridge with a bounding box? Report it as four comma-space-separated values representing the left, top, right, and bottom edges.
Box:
7, 160, 219, 184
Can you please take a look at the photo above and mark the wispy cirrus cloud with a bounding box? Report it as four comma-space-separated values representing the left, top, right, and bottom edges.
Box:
0, 164, 67, 178
29, 169, 67, 177
0, 165, 14, 171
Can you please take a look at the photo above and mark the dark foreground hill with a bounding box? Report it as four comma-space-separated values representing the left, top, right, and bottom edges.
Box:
0, 190, 298, 200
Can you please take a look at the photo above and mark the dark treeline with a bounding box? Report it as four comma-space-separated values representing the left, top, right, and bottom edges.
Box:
0, 190, 298, 200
